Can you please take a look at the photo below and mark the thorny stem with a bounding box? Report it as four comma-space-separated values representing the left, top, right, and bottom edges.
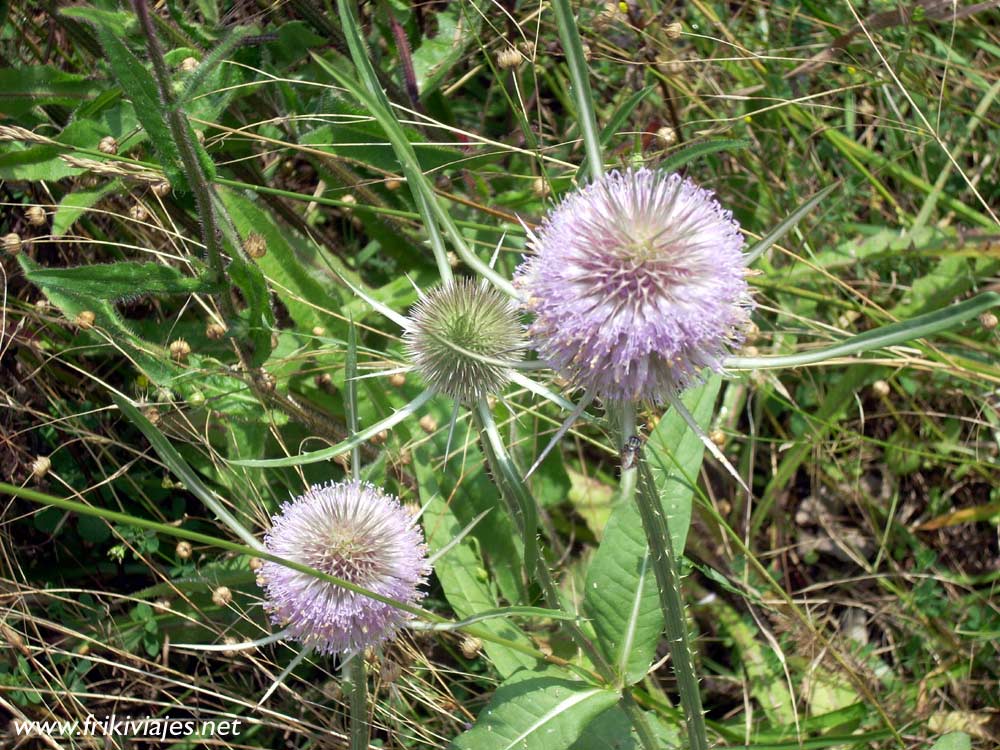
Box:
346, 654, 369, 750
132, 0, 231, 310
633, 458, 709, 750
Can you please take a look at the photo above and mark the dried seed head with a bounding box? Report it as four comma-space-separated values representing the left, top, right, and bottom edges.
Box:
743, 320, 760, 343
98, 136, 118, 155
341, 194, 357, 211
497, 47, 522, 69
311, 326, 326, 337
709, 429, 726, 447
656, 126, 677, 146
152, 181, 171, 198
25, 206, 46, 226
516, 168, 753, 402
979, 311, 998, 331
460, 636, 483, 659
256, 369, 276, 393
76, 310, 96, 329
404, 277, 523, 403
871, 380, 891, 398
187, 390, 206, 406
143, 406, 161, 425
129, 203, 148, 222
31, 455, 51, 480
388, 373, 407, 388
370, 430, 389, 445
385, 179, 403, 191
532, 177, 550, 198
205, 322, 227, 340
665, 21, 683, 39
176, 541, 193, 560
169, 339, 191, 361
3, 232, 22, 255
212, 586, 233, 607
259, 480, 430, 654
244, 232, 267, 259
179, 57, 199, 72
222, 636, 240, 657
248, 556, 263, 572
419, 415, 438, 434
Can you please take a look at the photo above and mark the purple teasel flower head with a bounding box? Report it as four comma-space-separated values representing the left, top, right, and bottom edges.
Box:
514, 168, 754, 403
404, 276, 524, 404
258, 480, 430, 655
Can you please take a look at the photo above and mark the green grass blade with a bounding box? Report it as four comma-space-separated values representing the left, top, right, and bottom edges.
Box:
746, 182, 839, 265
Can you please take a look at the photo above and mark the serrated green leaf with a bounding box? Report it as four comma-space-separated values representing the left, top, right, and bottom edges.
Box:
19, 256, 218, 301
0, 66, 99, 116
452, 669, 619, 750
52, 181, 121, 236
417, 445, 537, 678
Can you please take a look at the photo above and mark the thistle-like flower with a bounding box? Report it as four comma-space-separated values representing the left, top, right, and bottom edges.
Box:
515, 168, 753, 403
404, 276, 523, 403
259, 480, 429, 655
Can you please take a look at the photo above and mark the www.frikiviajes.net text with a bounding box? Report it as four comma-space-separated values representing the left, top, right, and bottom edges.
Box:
11, 715, 244, 739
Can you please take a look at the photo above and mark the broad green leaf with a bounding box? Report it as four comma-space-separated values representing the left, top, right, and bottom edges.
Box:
929, 733, 971, 750
19, 256, 218, 301
218, 187, 346, 333
410, 3, 481, 96
644, 377, 722, 554
52, 181, 121, 236
582, 379, 719, 684
569, 706, 680, 750
80, 14, 186, 188
0, 66, 99, 116
227, 256, 274, 367
452, 669, 619, 750
417, 446, 537, 678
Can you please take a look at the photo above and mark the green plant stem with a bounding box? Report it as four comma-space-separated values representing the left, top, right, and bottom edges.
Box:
132, 0, 231, 308
633, 460, 709, 750
726, 291, 1000, 370
551, 0, 603, 182
346, 655, 369, 750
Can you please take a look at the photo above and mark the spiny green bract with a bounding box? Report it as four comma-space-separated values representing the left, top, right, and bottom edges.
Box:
404, 277, 523, 403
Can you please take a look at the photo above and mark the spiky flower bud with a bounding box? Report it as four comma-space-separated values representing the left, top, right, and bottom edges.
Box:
665, 21, 683, 39
259, 480, 430, 654
404, 277, 523, 403
515, 168, 753, 402
98, 136, 118, 155
244, 232, 266, 259
3, 232, 22, 255
25, 206, 46, 226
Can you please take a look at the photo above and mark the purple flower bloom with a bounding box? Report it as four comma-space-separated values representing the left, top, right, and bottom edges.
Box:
259, 480, 429, 655
515, 168, 753, 402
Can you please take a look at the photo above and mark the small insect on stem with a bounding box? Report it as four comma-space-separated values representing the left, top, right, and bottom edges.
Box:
620, 435, 645, 471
